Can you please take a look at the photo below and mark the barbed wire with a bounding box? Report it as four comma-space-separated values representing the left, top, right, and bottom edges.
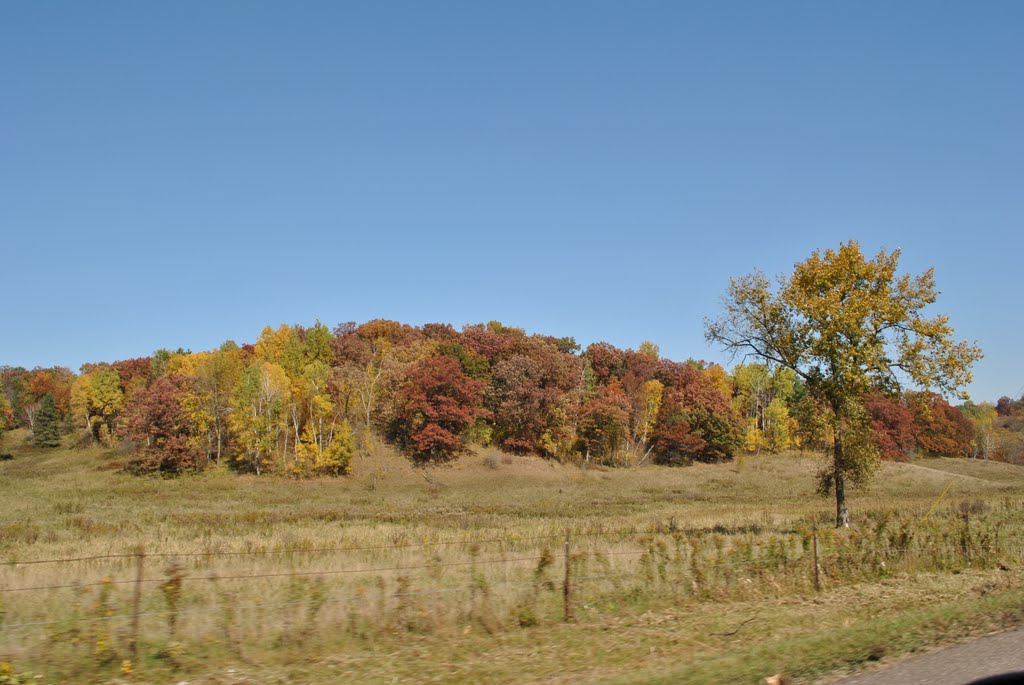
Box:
0, 546, 815, 595
0, 552, 564, 594
0, 530, 686, 567
0, 558, 812, 633
0, 534, 584, 567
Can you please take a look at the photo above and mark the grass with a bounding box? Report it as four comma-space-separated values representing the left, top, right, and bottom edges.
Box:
1, 428, 1024, 684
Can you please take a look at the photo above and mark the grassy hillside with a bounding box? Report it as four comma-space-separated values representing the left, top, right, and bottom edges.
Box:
2, 430, 1024, 684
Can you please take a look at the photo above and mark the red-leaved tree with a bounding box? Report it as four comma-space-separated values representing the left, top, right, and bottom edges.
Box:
578, 378, 632, 462
485, 345, 582, 455
120, 374, 201, 474
910, 392, 974, 457
651, 362, 743, 464
863, 393, 917, 461
388, 356, 489, 463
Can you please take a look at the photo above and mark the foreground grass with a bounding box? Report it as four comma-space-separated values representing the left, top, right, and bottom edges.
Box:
2, 429, 1024, 683
13, 567, 1019, 685
196, 568, 1024, 685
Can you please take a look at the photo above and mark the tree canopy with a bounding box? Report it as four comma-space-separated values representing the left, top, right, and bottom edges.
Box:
706, 241, 982, 526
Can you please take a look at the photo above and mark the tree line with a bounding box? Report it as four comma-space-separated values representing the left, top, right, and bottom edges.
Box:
0, 320, 996, 475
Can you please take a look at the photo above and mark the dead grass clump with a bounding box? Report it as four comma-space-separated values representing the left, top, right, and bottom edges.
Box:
0, 523, 40, 545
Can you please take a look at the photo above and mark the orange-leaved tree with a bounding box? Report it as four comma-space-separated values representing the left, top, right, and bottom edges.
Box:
388, 355, 489, 463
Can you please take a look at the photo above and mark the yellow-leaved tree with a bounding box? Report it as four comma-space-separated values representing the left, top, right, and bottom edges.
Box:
231, 361, 290, 475
292, 359, 354, 476
70, 368, 124, 445
706, 241, 982, 527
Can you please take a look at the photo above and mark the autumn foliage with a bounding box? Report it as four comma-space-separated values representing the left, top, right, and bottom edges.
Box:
578, 379, 632, 461
652, 362, 742, 464
120, 374, 202, 473
0, 314, 986, 476
909, 392, 975, 458
388, 355, 489, 463
863, 393, 917, 462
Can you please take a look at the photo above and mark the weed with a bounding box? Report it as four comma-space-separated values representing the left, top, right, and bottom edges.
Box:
160, 561, 185, 644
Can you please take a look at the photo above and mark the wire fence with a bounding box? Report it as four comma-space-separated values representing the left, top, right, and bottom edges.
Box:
4, 524, 1023, 611
3, 504, 1024, 685
7, 526, 1023, 568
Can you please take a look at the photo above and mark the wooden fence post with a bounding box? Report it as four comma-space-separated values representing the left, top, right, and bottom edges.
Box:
963, 507, 972, 564
129, 545, 145, 662
563, 529, 574, 622
812, 523, 822, 593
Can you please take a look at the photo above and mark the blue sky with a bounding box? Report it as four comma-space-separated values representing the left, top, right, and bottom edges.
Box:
1, 1, 1021, 402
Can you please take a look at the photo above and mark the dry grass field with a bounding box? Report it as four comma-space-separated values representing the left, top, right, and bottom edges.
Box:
2, 429, 1024, 684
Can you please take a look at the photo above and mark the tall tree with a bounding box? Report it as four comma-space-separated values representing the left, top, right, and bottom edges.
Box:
578, 379, 632, 463
333, 320, 423, 444
291, 357, 353, 476
191, 344, 243, 463
631, 378, 664, 454
32, 393, 62, 448
231, 362, 290, 475
706, 241, 982, 527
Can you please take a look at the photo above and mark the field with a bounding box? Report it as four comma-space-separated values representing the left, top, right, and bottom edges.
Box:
3, 430, 1024, 684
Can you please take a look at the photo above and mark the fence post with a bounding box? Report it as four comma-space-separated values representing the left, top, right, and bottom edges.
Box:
129, 545, 145, 662
963, 507, 972, 564
812, 522, 822, 593
563, 529, 574, 622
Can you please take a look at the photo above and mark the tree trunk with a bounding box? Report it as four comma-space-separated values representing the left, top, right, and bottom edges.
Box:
834, 422, 850, 528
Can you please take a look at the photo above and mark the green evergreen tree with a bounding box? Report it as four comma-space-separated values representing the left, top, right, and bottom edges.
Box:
33, 393, 62, 448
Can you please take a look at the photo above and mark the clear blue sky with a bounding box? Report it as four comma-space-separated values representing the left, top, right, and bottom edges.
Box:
1, 1, 1021, 402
